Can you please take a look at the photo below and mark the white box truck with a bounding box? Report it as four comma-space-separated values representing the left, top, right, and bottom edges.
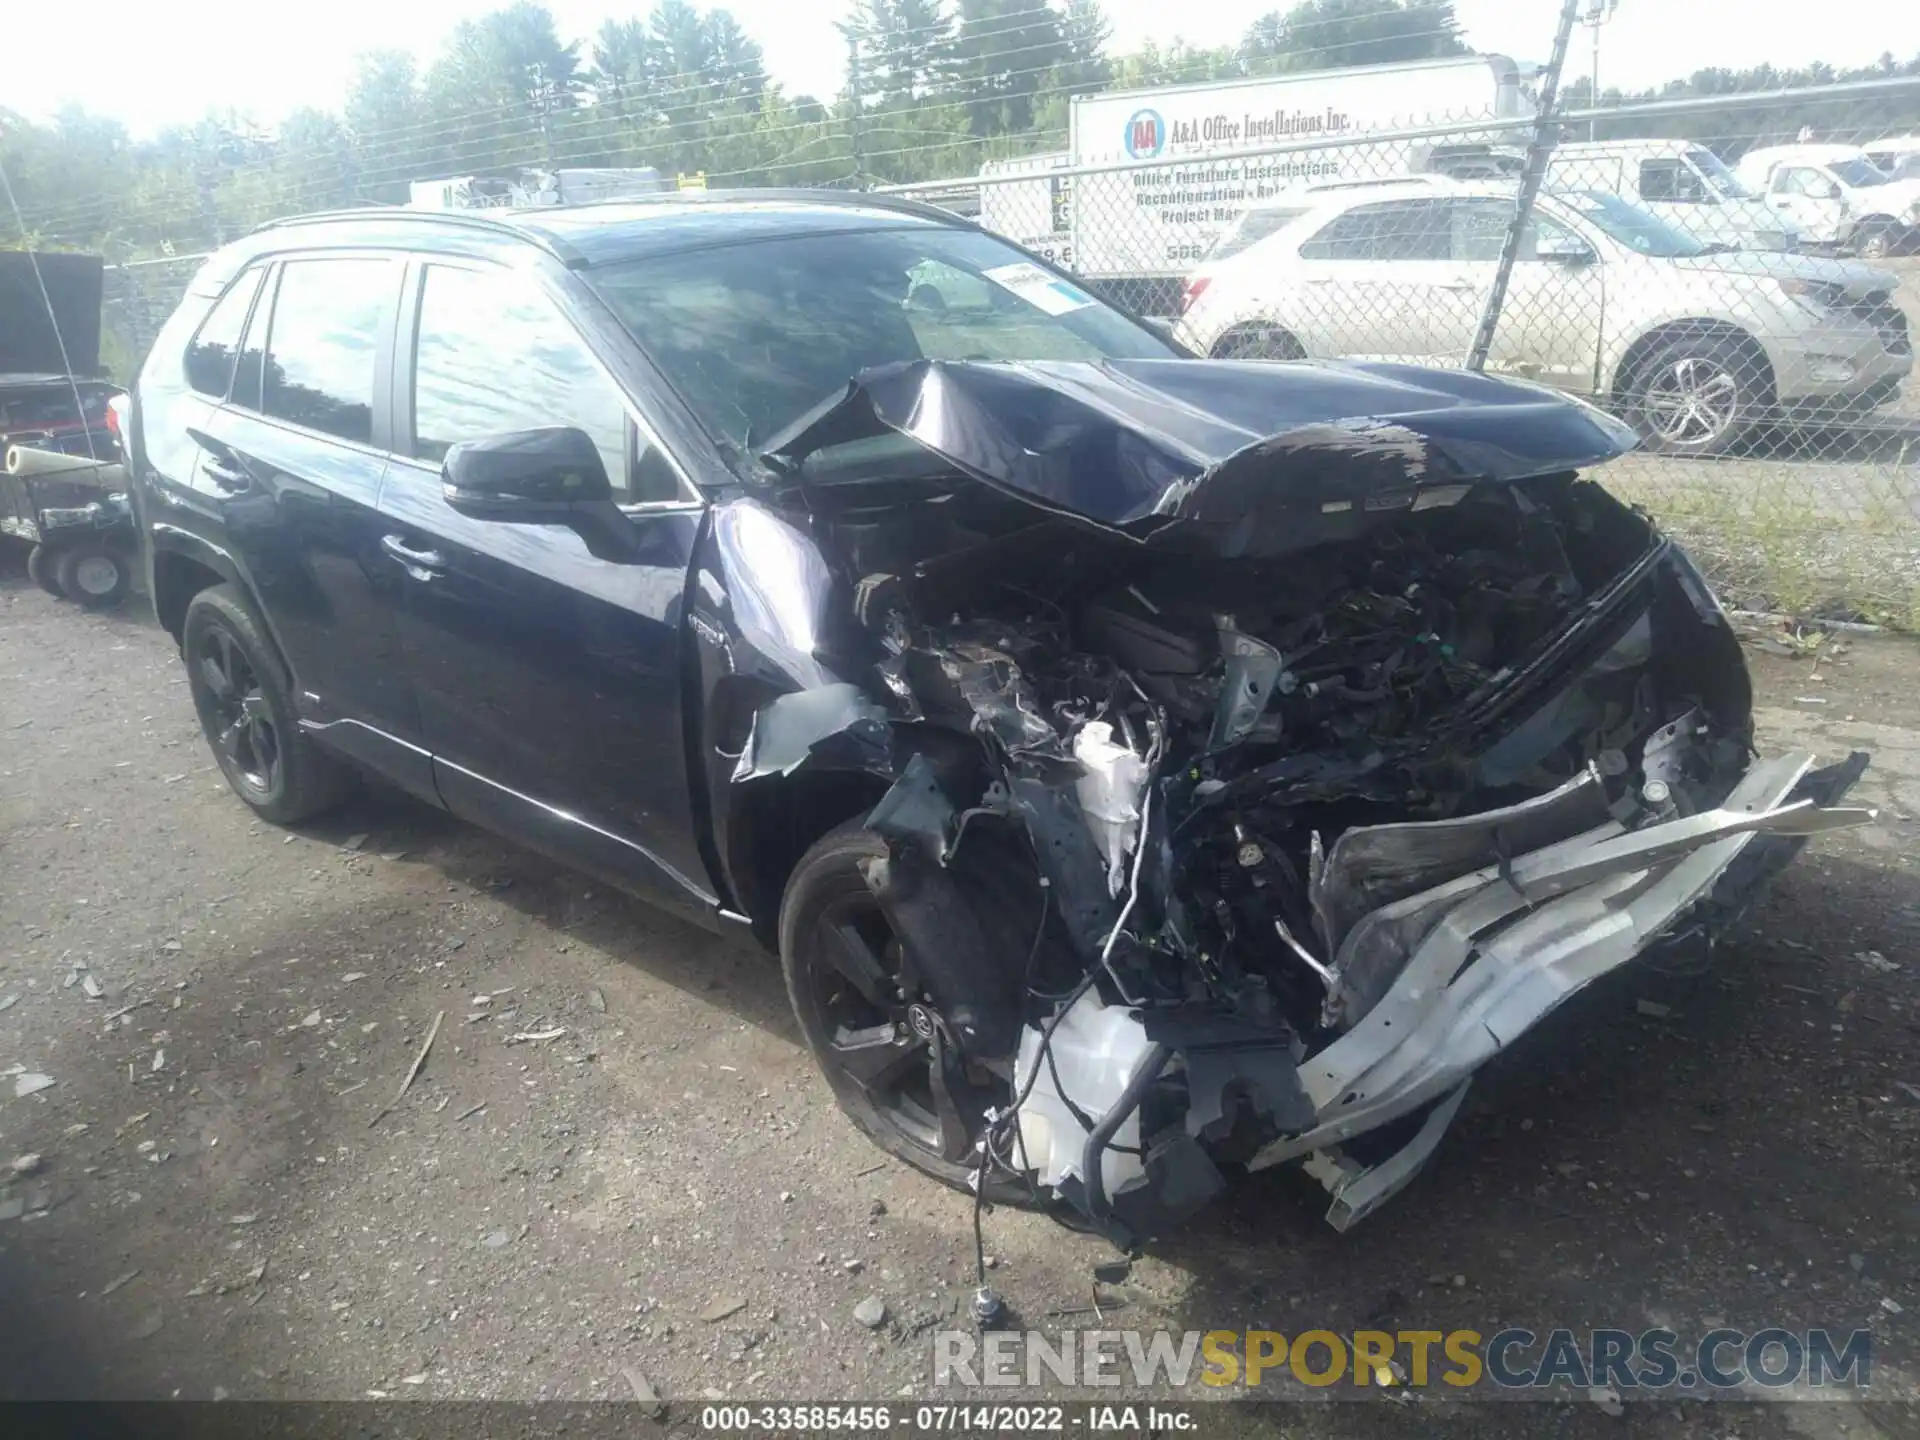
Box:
977, 152, 1075, 269
408, 167, 668, 210
1061, 55, 1534, 286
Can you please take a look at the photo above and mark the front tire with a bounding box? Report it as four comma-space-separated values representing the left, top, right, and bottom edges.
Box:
182, 584, 348, 824
780, 817, 1033, 1201
52, 542, 130, 610
1627, 335, 1762, 456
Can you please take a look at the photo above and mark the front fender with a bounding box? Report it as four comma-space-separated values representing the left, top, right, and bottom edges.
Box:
688, 494, 884, 937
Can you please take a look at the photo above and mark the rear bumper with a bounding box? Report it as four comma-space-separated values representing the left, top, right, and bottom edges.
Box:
1249, 749, 1871, 1227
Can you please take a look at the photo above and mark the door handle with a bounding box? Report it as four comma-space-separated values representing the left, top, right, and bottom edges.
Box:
1440, 279, 1479, 292
381, 534, 446, 575
201, 457, 252, 492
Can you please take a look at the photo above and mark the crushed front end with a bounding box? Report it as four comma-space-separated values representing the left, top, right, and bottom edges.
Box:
743, 358, 1873, 1246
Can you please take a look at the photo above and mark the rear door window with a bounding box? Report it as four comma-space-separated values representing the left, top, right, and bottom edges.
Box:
1297, 200, 1452, 261
184, 269, 265, 400
1208, 207, 1313, 261
261, 258, 398, 445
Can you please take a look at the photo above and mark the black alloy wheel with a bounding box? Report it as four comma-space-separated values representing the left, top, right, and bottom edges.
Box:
781, 819, 1034, 1200
197, 621, 280, 800
182, 584, 348, 824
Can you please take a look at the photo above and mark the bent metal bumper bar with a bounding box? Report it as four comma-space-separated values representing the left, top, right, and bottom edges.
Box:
1246, 750, 1873, 1227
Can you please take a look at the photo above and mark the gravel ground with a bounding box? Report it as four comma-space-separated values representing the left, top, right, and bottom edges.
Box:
2, 557, 1919, 1435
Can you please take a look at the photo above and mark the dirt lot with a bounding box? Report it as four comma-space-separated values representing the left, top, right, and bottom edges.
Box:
2, 556, 1919, 1435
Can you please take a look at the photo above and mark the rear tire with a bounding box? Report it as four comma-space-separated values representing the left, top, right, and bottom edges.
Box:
52, 542, 130, 610
26, 544, 65, 598
780, 817, 1035, 1202
182, 584, 349, 824
1212, 325, 1306, 361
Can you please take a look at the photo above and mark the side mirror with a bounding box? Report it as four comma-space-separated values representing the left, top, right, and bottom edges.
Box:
442, 426, 640, 562
1139, 314, 1198, 356
1534, 231, 1596, 264
443, 425, 613, 512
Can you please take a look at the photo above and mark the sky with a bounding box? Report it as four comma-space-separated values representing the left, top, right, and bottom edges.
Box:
8, 0, 1919, 138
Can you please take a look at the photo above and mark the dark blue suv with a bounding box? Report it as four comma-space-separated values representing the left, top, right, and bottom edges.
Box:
127, 193, 1865, 1246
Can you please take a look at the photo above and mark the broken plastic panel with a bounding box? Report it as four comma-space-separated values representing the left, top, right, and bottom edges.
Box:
731, 683, 890, 782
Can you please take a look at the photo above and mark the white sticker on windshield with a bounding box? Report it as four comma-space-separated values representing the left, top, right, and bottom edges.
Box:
983, 262, 1093, 316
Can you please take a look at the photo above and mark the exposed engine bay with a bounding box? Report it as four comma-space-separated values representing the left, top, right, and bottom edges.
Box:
727, 358, 1872, 1247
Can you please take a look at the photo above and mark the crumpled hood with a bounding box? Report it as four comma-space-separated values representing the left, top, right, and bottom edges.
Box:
764, 357, 1637, 557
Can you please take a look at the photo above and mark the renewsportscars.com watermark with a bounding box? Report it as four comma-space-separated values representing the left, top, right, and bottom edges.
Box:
934, 1326, 1876, 1396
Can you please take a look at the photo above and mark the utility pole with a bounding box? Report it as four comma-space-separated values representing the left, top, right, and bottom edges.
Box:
537, 76, 558, 166
1467, 0, 1583, 374
1582, 0, 1620, 140
847, 31, 869, 186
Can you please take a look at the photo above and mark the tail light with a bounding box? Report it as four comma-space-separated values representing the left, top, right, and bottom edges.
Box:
1180, 276, 1211, 314
105, 394, 129, 457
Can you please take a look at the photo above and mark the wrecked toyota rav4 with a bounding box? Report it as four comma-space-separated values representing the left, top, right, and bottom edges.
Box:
744, 357, 1870, 1243
130, 197, 1869, 1248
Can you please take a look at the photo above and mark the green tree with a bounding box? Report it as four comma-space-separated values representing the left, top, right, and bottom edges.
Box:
947, 0, 1069, 137
423, 2, 581, 170
1239, 0, 1468, 74
345, 51, 428, 199
843, 0, 953, 104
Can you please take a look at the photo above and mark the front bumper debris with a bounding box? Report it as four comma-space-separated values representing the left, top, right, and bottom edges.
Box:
1014, 750, 1870, 1242
1252, 749, 1871, 1229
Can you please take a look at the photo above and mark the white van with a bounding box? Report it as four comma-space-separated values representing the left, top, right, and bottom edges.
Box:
1733, 143, 1920, 258
1546, 140, 1797, 251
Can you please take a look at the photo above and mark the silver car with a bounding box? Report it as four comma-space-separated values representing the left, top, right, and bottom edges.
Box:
1177, 178, 1912, 454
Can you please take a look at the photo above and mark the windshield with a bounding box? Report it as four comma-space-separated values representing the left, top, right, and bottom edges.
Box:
1685, 148, 1754, 199
1831, 157, 1891, 187
1556, 190, 1710, 258
587, 226, 1173, 448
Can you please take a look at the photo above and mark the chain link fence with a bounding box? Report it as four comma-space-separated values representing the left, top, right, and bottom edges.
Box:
99, 254, 205, 383
882, 77, 1920, 625
87, 75, 1920, 625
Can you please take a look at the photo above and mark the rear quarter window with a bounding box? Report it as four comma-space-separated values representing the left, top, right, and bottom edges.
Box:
184, 268, 265, 400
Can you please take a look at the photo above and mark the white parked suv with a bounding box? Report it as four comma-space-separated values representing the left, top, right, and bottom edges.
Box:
1175, 178, 1912, 454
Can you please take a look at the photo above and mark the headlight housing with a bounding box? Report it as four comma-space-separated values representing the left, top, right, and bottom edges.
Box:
1773, 276, 1839, 309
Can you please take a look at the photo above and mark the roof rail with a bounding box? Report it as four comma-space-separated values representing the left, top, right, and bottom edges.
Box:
485, 184, 976, 230
1302, 174, 1459, 193
249, 186, 973, 252
248, 206, 585, 265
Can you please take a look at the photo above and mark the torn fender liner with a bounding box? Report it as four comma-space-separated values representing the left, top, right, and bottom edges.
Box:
764, 358, 1638, 557
1254, 749, 1873, 1173
731, 683, 891, 782
865, 753, 958, 859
